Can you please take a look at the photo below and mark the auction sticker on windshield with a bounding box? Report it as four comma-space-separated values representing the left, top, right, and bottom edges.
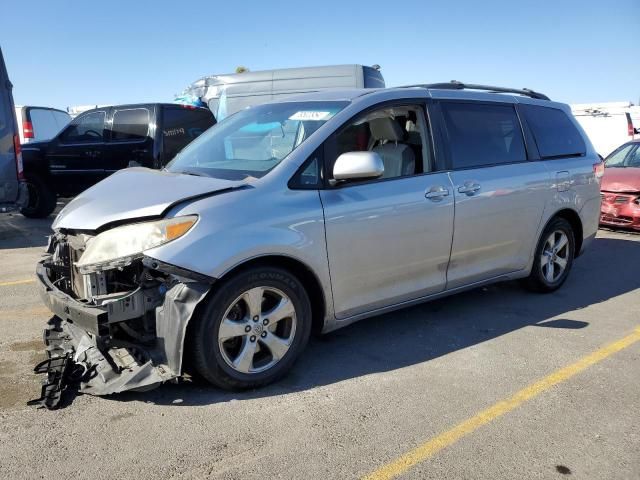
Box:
289, 111, 334, 121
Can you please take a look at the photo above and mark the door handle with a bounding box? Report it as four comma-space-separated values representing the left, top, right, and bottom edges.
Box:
425, 185, 450, 200
458, 181, 481, 195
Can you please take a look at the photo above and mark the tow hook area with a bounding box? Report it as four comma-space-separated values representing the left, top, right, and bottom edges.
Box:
28, 317, 86, 410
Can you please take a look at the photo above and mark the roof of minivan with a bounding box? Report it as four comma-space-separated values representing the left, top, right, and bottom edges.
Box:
270, 87, 564, 108
273, 89, 380, 103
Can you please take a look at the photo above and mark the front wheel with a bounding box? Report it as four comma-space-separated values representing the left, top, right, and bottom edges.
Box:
189, 267, 312, 390
524, 217, 575, 293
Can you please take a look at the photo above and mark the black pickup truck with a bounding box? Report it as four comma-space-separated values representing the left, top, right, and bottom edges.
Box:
21, 103, 215, 217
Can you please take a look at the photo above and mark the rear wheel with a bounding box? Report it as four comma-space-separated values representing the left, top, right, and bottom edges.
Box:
524, 217, 575, 292
190, 267, 312, 390
21, 175, 56, 218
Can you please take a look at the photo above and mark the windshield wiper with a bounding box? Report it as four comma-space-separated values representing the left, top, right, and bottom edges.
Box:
177, 170, 208, 177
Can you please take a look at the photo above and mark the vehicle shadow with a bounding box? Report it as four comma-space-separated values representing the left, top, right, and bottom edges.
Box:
0, 214, 53, 249
111, 234, 640, 407
0, 202, 65, 249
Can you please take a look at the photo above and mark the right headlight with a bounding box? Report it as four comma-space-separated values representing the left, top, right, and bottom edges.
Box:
76, 215, 198, 272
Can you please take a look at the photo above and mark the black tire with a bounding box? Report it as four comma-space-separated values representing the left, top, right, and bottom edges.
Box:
524, 217, 575, 293
21, 175, 56, 218
190, 267, 312, 390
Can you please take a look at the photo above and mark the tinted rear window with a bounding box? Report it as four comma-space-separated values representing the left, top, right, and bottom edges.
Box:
520, 105, 585, 158
111, 108, 150, 141
441, 102, 527, 169
162, 106, 215, 162
29, 108, 62, 141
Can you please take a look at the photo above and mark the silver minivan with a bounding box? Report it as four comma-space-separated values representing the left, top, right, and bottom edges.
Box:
34, 83, 602, 407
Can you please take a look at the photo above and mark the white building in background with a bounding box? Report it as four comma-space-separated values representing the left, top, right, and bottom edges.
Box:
570, 101, 637, 157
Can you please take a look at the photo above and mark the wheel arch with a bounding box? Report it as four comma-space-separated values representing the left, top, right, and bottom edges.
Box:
546, 208, 584, 257
219, 255, 327, 335
184, 254, 327, 361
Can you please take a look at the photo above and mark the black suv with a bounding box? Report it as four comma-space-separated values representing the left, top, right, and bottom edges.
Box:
21, 103, 215, 217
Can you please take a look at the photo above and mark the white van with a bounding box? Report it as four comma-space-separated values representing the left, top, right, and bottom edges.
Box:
179, 64, 385, 121
571, 102, 635, 157
15, 106, 71, 144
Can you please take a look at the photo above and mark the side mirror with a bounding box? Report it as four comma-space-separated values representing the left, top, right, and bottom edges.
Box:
332, 151, 384, 182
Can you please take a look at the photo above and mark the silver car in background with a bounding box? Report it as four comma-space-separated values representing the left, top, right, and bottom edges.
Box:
34, 82, 602, 405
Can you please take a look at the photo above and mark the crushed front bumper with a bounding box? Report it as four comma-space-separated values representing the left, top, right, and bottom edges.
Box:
600, 193, 640, 230
33, 253, 211, 407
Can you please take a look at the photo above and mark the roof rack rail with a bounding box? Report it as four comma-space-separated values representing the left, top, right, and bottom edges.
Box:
402, 80, 550, 101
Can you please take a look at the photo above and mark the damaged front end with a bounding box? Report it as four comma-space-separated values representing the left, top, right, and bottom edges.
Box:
31, 231, 212, 409
600, 191, 640, 230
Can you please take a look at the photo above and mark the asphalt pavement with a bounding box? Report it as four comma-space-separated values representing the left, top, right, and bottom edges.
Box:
0, 210, 638, 479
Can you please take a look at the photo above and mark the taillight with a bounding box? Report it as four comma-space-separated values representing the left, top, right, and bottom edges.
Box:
13, 134, 25, 181
593, 161, 605, 179
627, 113, 634, 137
22, 120, 34, 139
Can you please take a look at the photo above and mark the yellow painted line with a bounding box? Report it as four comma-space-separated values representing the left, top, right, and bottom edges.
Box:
0, 278, 35, 287
362, 326, 640, 480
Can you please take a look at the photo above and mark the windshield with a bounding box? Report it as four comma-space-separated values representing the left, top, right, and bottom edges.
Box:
605, 144, 640, 168
166, 101, 349, 180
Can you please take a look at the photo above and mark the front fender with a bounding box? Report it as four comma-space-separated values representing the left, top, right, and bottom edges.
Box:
145, 186, 334, 320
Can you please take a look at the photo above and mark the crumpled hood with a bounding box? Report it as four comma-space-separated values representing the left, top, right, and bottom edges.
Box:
601, 167, 640, 193
53, 168, 243, 231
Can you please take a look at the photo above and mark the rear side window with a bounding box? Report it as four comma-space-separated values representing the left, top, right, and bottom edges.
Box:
520, 105, 585, 159
441, 102, 526, 169
111, 108, 149, 141
162, 106, 215, 162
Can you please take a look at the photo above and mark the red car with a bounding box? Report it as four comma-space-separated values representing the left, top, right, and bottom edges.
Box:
600, 140, 640, 230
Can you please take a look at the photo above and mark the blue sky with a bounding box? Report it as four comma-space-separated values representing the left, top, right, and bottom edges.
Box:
2, 0, 639, 110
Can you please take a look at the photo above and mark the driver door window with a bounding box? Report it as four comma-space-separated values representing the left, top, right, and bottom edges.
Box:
328, 105, 433, 182
59, 111, 106, 143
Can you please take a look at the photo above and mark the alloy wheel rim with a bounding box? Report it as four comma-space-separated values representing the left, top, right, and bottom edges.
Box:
218, 286, 297, 374
540, 230, 570, 283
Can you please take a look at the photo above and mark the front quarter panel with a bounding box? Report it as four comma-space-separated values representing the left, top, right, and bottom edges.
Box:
145, 185, 335, 322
